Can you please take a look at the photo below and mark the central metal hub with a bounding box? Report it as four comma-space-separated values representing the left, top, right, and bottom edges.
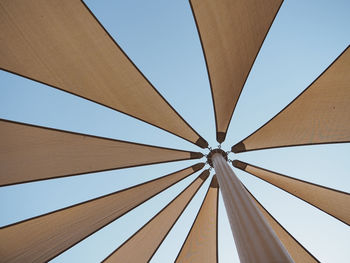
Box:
206, 148, 228, 167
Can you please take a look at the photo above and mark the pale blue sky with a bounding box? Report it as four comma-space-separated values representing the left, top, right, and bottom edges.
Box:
1, 0, 349, 262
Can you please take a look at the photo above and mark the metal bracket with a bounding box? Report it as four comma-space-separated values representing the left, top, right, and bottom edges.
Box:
206, 148, 228, 167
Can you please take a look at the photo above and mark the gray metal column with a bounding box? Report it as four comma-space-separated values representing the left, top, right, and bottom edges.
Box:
212, 153, 294, 263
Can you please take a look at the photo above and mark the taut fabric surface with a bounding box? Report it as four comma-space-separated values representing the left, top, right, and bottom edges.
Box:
103, 171, 209, 263
0, 119, 202, 186
0, 164, 203, 263
190, 0, 282, 142
175, 176, 218, 263
245, 188, 319, 263
233, 160, 350, 225
232, 47, 350, 152
0, 0, 207, 148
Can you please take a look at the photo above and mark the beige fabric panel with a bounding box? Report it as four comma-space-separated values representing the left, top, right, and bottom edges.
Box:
235, 160, 350, 225
245, 188, 319, 263
190, 0, 282, 142
0, 119, 202, 186
0, 0, 207, 148
175, 176, 218, 263
0, 164, 204, 263
104, 171, 209, 263
232, 47, 350, 152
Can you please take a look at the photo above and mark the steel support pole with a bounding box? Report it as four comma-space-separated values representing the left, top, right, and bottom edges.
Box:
212, 154, 294, 263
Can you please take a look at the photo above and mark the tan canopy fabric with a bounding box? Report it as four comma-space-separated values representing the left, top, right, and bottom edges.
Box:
232, 47, 350, 153
233, 160, 350, 225
0, 0, 208, 148
103, 170, 210, 263
0, 164, 204, 263
0, 119, 203, 186
175, 176, 218, 263
244, 187, 319, 263
190, 0, 283, 143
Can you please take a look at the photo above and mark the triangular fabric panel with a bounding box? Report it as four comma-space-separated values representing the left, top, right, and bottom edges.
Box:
232, 47, 350, 153
244, 187, 319, 263
103, 170, 210, 263
190, 0, 283, 143
0, 164, 204, 263
0, 119, 203, 186
175, 176, 218, 263
0, 0, 208, 148
233, 160, 350, 225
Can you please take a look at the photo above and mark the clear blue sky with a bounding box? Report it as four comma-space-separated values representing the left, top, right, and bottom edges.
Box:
0, 0, 349, 262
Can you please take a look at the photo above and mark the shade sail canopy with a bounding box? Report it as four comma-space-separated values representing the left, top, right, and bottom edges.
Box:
0, 164, 204, 263
103, 170, 209, 263
175, 176, 218, 263
244, 187, 319, 263
0, 0, 208, 148
190, 0, 283, 143
233, 160, 350, 225
232, 47, 350, 153
0, 119, 203, 186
